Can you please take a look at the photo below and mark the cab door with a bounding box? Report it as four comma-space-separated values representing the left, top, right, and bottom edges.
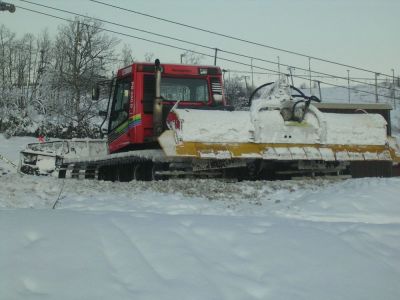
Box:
108, 76, 132, 153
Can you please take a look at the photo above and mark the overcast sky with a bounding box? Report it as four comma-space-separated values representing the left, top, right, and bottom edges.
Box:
1, 0, 399, 83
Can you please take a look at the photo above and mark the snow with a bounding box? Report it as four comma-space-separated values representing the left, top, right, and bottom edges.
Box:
322, 112, 387, 145
1, 134, 400, 299
175, 109, 253, 143
23, 139, 108, 159
172, 81, 388, 147
309, 84, 400, 138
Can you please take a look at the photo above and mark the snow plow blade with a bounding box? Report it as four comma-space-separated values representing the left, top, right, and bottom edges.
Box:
159, 80, 400, 166
159, 130, 398, 162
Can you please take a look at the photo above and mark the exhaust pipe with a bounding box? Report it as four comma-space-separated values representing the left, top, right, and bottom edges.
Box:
153, 59, 163, 137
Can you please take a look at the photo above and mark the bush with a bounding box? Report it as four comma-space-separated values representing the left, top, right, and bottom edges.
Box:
0, 114, 100, 139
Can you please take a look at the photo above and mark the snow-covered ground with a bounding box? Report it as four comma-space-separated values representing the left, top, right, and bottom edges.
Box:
1, 134, 400, 300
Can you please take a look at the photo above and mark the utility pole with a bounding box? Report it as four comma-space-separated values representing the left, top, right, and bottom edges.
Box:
347, 70, 350, 103
375, 73, 380, 103
250, 58, 254, 88
277, 56, 281, 79
287, 66, 295, 86
0, 1, 16, 12
392, 69, 396, 109
243, 76, 249, 97
214, 48, 218, 66
308, 57, 312, 95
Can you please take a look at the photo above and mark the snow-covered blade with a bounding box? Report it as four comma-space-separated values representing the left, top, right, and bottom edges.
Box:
19, 139, 107, 175
160, 80, 398, 162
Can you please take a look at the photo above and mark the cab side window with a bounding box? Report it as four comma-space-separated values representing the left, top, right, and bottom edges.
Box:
143, 75, 155, 114
110, 77, 131, 131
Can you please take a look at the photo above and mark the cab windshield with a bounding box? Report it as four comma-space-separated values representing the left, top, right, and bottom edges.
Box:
160, 77, 209, 102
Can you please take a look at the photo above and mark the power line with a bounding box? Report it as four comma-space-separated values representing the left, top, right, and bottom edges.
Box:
219, 49, 393, 93
18, 5, 400, 103
16, 5, 400, 102
88, 0, 394, 78
17, 0, 395, 94
19, 0, 215, 52
217, 56, 399, 102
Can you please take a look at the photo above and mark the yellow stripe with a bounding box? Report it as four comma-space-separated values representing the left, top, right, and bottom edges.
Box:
174, 142, 399, 161
129, 114, 142, 121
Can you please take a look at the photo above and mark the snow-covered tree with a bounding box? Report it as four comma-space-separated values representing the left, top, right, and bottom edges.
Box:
51, 17, 119, 127
223, 74, 248, 109
0, 19, 120, 138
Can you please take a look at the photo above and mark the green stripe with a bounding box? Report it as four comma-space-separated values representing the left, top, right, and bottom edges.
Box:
130, 114, 141, 121
114, 114, 141, 134
115, 120, 129, 133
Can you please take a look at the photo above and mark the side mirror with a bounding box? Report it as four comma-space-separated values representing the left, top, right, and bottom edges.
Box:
109, 111, 118, 121
123, 102, 129, 112
92, 86, 100, 100
99, 110, 107, 117
213, 94, 223, 104
99, 125, 108, 138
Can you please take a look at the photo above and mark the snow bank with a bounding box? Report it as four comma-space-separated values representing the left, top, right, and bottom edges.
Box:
2, 208, 400, 300
0, 134, 37, 175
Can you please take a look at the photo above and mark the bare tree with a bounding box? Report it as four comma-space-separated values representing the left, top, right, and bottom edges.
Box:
52, 17, 119, 125
120, 43, 135, 67
0, 25, 15, 102
30, 29, 54, 115
13, 33, 36, 112
181, 50, 204, 65
144, 52, 154, 62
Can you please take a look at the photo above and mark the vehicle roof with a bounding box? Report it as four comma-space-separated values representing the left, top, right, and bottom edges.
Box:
117, 62, 222, 77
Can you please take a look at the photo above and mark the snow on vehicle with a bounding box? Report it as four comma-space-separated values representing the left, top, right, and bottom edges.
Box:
160, 80, 400, 177
19, 60, 400, 180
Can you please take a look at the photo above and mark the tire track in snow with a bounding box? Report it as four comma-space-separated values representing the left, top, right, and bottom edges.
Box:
94, 216, 169, 295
